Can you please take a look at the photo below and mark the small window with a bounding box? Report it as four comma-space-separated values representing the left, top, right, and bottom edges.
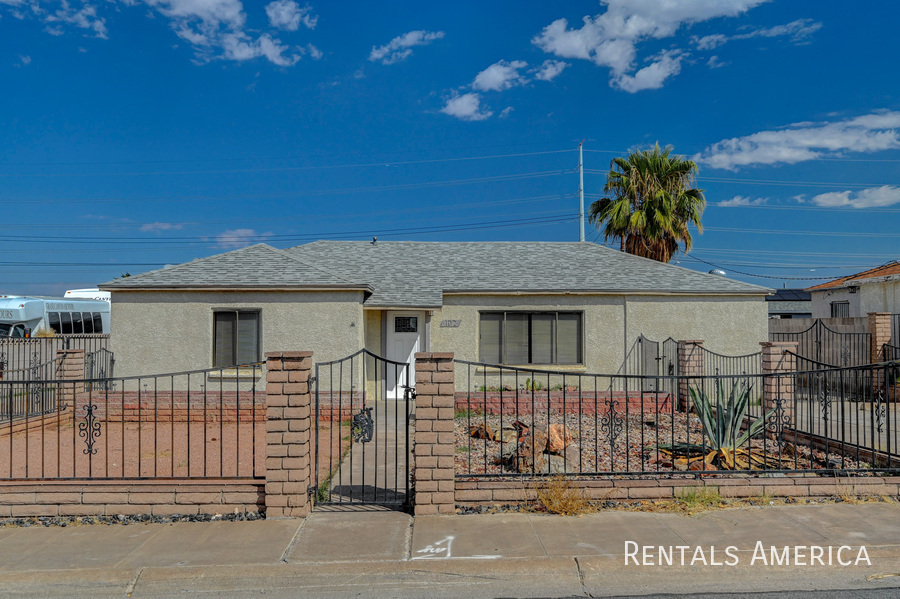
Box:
92, 313, 103, 334
71, 312, 84, 334
48, 312, 60, 334
479, 312, 583, 365
830, 301, 850, 318
394, 316, 418, 333
213, 310, 260, 368
82, 312, 94, 334
59, 312, 73, 334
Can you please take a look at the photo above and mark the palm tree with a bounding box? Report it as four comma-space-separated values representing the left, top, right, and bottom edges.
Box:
588, 144, 705, 263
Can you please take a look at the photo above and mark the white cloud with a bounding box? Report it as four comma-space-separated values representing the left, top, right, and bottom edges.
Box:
36, 0, 107, 38
697, 111, 900, 170
220, 32, 301, 66
306, 42, 322, 60
810, 186, 900, 209
532, 0, 767, 92
216, 228, 272, 248
693, 33, 727, 50
265, 0, 316, 31
532, 59, 569, 81
613, 50, 682, 92
717, 195, 768, 207
140, 222, 185, 232
734, 18, 822, 44
472, 60, 527, 92
440, 92, 492, 122
706, 55, 727, 69
499, 106, 513, 119
18, 54, 31, 65
368, 30, 444, 65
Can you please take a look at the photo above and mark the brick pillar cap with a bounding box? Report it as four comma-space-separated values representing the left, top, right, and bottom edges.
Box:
415, 352, 454, 360
265, 351, 313, 359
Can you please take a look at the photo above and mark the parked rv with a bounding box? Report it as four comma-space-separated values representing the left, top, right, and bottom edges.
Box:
0, 296, 110, 337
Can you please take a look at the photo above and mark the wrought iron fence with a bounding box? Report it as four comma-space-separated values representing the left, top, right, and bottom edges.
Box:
700, 347, 761, 378
886, 344, 900, 362
0, 335, 109, 376
0, 363, 265, 480
454, 360, 899, 479
770, 319, 871, 367
617, 335, 678, 394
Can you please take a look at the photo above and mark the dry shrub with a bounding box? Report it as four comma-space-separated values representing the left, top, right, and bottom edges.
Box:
533, 475, 593, 516
32, 327, 55, 338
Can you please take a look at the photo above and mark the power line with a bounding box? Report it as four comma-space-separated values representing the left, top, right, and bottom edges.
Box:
0, 150, 573, 178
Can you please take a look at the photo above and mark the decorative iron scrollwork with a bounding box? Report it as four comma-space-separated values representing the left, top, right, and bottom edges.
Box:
351, 407, 374, 443
78, 403, 102, 455
875, 387, 886, 435
765, 397, 792, 442
815, 373, 831, 421
600, 399, 624, 443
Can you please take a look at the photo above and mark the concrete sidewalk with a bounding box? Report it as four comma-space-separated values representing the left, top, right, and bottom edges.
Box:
0, 503, 899, 597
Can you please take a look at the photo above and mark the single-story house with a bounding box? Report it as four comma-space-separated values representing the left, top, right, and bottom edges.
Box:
99, 241, 772, 390
806, 261, 900, 318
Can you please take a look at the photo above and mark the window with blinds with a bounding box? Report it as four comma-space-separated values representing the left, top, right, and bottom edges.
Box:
479, 312, 582, 365
830, 301, 850, 318
213, 310, 260, 368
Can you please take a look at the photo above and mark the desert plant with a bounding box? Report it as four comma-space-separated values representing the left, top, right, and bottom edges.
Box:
658, 381, 779, 470
32, 327, 55, 338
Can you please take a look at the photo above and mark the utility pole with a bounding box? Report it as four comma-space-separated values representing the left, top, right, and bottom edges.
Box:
578, 139, 585, 242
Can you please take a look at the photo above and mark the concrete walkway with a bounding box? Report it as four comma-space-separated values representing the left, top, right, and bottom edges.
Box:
0, 503, 899, 597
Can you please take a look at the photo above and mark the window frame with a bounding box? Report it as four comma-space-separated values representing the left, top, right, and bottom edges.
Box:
478, 310, 583, 366
830, 301, 850, 318
212, 309, 262, 368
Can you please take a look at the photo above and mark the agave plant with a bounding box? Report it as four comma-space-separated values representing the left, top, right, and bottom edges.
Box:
658, 381, 779, 470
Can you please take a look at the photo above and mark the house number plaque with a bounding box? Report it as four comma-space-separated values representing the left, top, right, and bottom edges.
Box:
440, 320, 461, 328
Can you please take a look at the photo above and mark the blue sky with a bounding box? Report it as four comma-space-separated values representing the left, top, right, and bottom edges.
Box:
1, 0, 898, 295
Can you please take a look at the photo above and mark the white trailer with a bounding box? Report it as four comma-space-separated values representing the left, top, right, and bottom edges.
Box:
0, 296, 111, 337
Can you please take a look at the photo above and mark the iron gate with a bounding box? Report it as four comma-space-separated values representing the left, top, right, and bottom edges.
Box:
622, 335, 678, 393
770, 319, 871, 366
312, 349, 414, 510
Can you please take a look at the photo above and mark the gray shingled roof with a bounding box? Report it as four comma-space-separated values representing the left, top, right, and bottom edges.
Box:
102, 241, 771, 306
99, 243, 366, 290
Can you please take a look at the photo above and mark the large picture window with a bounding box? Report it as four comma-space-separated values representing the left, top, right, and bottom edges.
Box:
479, 311, 582, 365
213, 310, 260, 368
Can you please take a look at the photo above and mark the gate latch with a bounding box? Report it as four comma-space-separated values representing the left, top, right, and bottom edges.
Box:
403, 385, 417, 401
351, 407, 374, 443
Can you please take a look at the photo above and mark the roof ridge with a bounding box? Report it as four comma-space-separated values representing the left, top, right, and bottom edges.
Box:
112, 243, 274, 282
269, 245, 361, 286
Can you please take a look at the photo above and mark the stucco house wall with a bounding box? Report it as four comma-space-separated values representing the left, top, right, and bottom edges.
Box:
110, 290, 365, 377
430, 293, 766, 374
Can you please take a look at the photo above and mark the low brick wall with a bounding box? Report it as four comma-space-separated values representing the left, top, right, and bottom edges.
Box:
72, 391, 267, 423
455, 476, 900, 505
0, 479, 264, 518
455, 391, 676, 415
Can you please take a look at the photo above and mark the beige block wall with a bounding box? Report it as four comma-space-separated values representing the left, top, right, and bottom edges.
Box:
110, 290, 365, 377
431, 293, 767, 375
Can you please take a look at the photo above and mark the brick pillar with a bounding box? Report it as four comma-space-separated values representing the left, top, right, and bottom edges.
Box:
56, 349, 85, 408
413, 352, 456, 516
760, 342, 797, 437
869, 312, 891, 363
265, 351, 313, 519
677, 340, 704, 412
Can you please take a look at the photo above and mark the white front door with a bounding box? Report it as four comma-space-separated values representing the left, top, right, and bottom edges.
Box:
385, 311, 425, 399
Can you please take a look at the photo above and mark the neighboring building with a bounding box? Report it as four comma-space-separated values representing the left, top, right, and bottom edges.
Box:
99, 241, 772, 386
765, 288, 812, 319
806, 261, 900, 318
